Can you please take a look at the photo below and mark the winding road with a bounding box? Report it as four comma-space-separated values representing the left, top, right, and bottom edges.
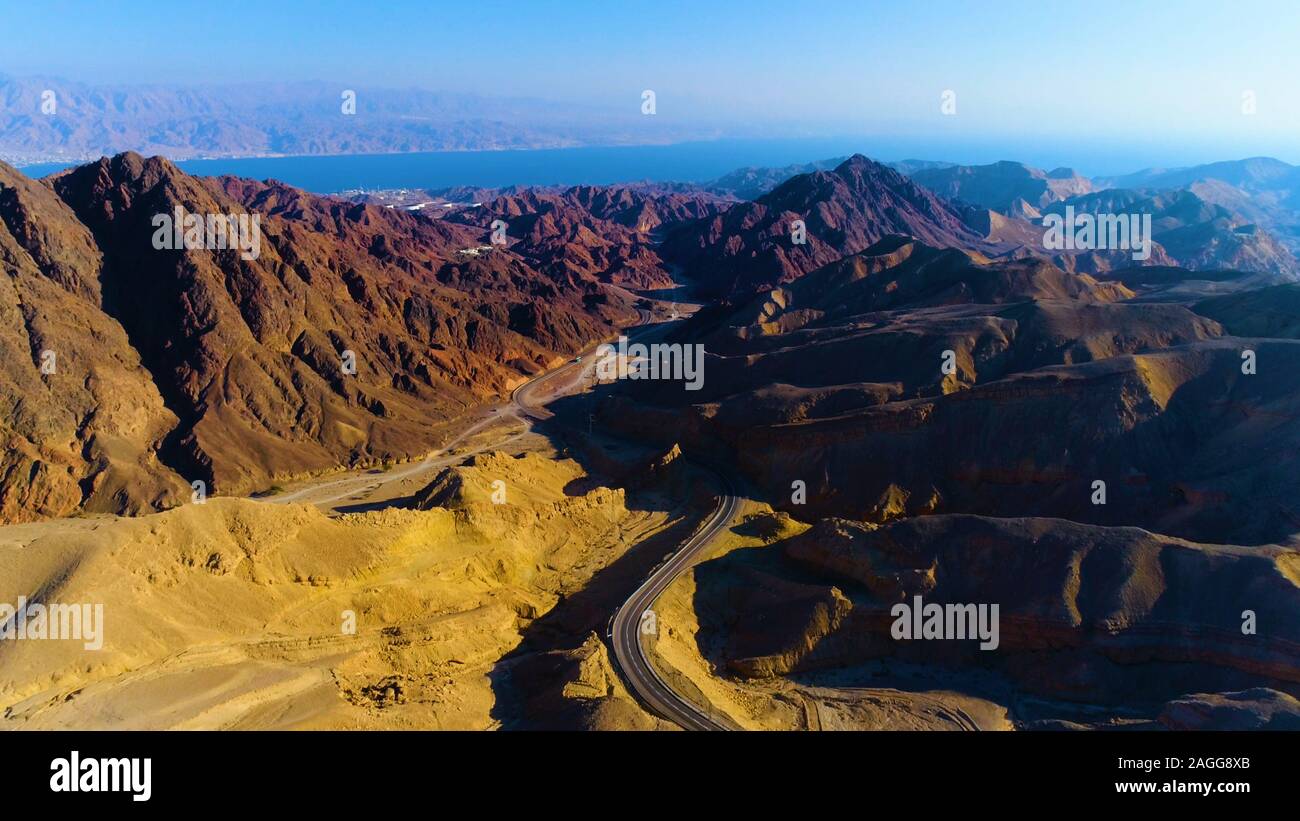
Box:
607, 470, 739, 731
262, 303, 738, 730
512, 308, 740, 730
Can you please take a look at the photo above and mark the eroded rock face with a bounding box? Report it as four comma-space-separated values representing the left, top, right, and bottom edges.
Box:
661, 155, 994, 298
0, 154, 637, 520
604, 236, 1300, 546
0, 159, 188, 521
502, 633, 668, 730
700, 514, 1300, 704
1157, 688, 1300, 730
727, 339, 1300, 545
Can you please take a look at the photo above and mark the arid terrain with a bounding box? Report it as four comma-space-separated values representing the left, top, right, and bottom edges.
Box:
3, 151, 1300, 731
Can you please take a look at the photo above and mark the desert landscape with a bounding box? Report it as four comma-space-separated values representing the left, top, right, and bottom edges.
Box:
5, 3, 1300, 746
3, 146, 1300, 733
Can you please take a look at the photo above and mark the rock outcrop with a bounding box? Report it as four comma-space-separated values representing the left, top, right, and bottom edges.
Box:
0, 153, 636, 520
699, 514, 1300, 704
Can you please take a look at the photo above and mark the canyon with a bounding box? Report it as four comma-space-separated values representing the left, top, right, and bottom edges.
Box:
2, 150, 1299, 731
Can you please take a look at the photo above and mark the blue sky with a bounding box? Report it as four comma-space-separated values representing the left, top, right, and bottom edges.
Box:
4, 0, 1299, 166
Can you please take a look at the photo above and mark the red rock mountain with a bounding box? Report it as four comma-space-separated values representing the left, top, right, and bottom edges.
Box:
448, 185, 728, 289
602, 237, 1300, 547
0, 153, 634, 521
0, 157, 188, 521
661, 154, 995, 298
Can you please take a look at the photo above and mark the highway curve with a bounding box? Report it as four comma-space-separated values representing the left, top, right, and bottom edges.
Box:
511, 308, 741, 730
608, 468, 740, 731
265, 304, 736, 730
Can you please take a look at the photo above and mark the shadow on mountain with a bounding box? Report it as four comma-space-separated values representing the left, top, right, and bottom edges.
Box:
485, 500, 704, 729
687, 512, 1300, 728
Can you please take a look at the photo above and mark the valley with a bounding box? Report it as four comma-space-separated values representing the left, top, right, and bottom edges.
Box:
3, 150, 1300, 732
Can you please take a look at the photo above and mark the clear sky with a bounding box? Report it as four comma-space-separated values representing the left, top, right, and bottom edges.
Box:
4, 0, 1299, 166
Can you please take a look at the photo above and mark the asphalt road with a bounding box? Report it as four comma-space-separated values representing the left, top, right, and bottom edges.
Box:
264, 304, 736, 729
511, 307, 740, 730
608, 468, 740, 731
261, 312, 644, 508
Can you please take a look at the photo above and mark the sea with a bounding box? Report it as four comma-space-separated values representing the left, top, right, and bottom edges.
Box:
12, 136, 1278, 194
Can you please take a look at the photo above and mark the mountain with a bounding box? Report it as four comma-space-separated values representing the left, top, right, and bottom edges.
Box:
445, 185, 730, 288
907, 160, 1093, 211
1095, 157, 1300, 192
1041, 188, 1300, 277
0, 158, 190, 521
658, 154, 1293, 299
729, 235, 1134, 319
697, 513, 1300, 707
885, 159, 958, 177
894, 159, 1300, 277
1194, 283, 1300, 338
661, 155, 994, 298
1094, 158, 1300, 255
601, 235, 1300, 547
6, 147, 1300, 730
0, 75, 709, 163
341, 158, 854, 215
0, 152, 633, 522
704, 157, 849, 200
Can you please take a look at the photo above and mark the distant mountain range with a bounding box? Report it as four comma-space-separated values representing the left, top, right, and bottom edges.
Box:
899, 156, 1300, 261
349, 153, 1300, 295
0, 74, 718, 163
905, 160, 1095, 211
643, 155, 1300, 296
7, 148, 1300, 521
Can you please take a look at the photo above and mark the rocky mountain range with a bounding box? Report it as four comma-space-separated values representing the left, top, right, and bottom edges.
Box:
610, 233, 1299, 543
907, 159, 1095, 211
4, 146, 1300, 732
443, 185, 729, 289
0, 152, 635, 522
650, 154, 1300, 299
0, 75, 710, 164
596, 229, 1300, 720
1095, 157, 1300, 255
660, 155, 995, 297
910, 156, 1300, 269
1040, 187, 1298, 276
7, 148, 1299, 526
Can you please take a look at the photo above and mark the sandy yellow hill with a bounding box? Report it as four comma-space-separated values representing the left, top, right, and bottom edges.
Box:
0, 450, 668, 729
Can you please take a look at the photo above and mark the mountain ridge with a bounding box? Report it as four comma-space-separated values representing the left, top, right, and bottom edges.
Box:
0, 151, 635, 521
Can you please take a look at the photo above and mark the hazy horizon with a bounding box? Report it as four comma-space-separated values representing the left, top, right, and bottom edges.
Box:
5, 0, 1300, 171
6, 0, 1300, 772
